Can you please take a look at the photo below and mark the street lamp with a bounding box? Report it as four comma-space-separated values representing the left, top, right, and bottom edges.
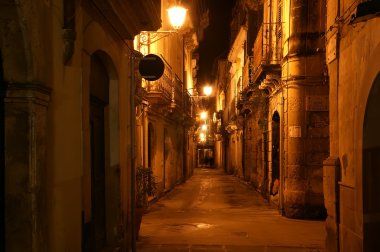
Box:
200, 111, 208, 119
138, 4, 187, 46
203, 85, 213, 96
167, 6, 187, 29
130, 3, 187, 252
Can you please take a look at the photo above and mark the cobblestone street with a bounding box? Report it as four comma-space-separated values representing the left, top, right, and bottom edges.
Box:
137, 168, 325, 252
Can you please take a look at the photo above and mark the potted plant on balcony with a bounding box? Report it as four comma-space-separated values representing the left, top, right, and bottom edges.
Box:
135, 166, 157, 239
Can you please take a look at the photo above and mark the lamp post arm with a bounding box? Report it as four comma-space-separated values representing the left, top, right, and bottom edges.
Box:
139, 30, 178, 46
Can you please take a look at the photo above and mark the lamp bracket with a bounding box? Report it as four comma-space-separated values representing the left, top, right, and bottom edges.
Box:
139, 31, 177, 46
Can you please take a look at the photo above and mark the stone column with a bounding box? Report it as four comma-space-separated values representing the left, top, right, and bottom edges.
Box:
4, 83, 50, 252
282, 0, 328, 218
285, 84, 307, 217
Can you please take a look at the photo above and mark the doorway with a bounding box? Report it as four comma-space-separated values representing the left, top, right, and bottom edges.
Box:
363, 72, 380, 251
197, 147, 214, 167
271, 112, 280, 197
88, 53, 109, 251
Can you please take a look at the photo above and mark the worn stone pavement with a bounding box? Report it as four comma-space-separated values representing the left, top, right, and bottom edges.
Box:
137, 168, 326, 252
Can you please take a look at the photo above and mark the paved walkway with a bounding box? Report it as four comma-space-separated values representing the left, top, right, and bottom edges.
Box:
137, 168, 326, 252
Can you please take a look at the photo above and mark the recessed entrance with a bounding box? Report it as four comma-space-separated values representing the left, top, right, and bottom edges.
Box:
363, 72, 380, 252
89, 53, 109, 251
85, 51, 120, 251
197, 147, 214, 168
271, 112, 280, 197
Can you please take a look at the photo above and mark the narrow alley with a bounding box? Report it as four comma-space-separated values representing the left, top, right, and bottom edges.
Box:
137, 168, 325, 252
2, 0, 380, 251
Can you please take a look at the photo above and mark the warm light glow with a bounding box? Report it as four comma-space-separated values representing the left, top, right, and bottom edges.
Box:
199, 132, 206, 142
167, 6, 187, 30
201, 124, 207, 131
200, 111, 208, 119
203, 86, 213, 96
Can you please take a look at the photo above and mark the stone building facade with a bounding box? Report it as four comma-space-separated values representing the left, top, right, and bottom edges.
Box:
217, 0, 328, 219
134, 0, 198, 195
324, 1, 380, 251
0, 0, 195, 251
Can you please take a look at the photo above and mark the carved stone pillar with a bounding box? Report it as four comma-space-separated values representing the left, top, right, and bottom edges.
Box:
282, 0, 328, 219
4, 83, 50, 252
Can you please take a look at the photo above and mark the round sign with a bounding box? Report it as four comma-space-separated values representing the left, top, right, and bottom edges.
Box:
138, 54, 165, 81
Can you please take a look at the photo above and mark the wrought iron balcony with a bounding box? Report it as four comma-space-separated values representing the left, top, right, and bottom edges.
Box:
171, 74, 184, 110
251, 22, 282, 83
242, 56, 254, 90
183, 90, 193, 118
145, 59, 173, 105
144, 58, 193, 122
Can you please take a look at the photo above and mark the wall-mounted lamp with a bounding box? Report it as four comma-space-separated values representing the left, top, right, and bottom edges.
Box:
130, 3, 187, 252
167, 6, 187, 30
138, 4, 187, 46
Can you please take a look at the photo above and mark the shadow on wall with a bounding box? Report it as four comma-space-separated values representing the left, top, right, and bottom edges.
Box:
363, 72, 380, 252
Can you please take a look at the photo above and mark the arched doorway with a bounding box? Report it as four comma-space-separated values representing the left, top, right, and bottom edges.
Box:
271, 112, 280, 197
86, 51, 120, 251
363, 72, 380, 251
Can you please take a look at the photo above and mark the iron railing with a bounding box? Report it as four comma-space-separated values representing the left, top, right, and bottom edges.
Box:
145, 58, 173, 102
242, 56, 253, 90
173, 74, 183, 108
252, 22, 282, 80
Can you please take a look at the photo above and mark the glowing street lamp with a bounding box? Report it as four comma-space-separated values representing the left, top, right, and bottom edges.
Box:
200, 111, 208, 119
203, 86, 213, 96
137, 4, 187, 47
199, 132, 206, 142
167, 6, 187, 30
201, 124, 208, 131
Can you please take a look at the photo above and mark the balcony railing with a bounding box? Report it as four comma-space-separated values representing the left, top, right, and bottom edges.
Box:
173, 74, 183, 108
145, 58, 173, 104
183, 90, 192, 118
252, 22, 282, 82
145, 59, 193, 119
242, 56, 253, 90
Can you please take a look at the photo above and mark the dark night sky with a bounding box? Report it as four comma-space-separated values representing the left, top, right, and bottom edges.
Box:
197, 0, 236, 85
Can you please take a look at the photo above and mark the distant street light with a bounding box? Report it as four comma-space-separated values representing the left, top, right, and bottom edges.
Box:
203, 86, 213, 96
201, 124, 208, 131
200, 111, 208, 119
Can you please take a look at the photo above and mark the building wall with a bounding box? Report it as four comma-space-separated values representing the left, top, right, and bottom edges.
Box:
1, 0, 161, 251
278, 0, 328, 218
134, 0, 198, 198
325, 0, 380, 251
223, 0, 328, 219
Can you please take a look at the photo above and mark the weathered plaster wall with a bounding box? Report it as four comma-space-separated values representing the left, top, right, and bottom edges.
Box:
325, 0, 380, 249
